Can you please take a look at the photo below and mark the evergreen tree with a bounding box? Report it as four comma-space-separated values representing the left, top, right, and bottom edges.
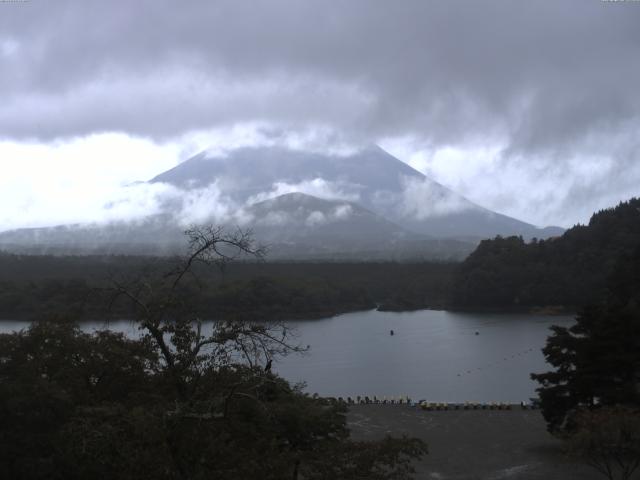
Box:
453, 198, 640, 310
531, 246, 640, 433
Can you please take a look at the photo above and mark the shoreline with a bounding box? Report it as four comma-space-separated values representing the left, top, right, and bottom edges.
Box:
0, 304, 577, 323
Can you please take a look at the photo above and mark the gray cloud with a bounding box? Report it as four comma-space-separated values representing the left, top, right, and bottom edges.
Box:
2, 1, 638, 146
398, 176, 473, 220
1, 0, 640, 226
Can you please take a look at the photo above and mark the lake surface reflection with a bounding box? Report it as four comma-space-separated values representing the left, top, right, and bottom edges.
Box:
0, 309, 574, 403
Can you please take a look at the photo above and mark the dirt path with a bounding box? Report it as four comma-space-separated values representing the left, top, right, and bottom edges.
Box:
347, 405, 602, 480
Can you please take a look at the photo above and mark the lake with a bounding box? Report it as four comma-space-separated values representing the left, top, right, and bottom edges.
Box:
0, 309, 574, 403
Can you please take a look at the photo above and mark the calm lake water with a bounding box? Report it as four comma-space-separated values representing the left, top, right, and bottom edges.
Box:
0, 309, 575, 403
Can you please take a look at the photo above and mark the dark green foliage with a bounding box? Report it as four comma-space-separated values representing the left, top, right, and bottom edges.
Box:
452, 198, 640, 310
531, 246, 640, 433
0, 255, 455, 320
0, 320, 161, 479
0, 321, 425, 480
201, 275, 374, 321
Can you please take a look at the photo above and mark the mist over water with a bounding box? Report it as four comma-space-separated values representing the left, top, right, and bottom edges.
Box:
1, 309, 573, 403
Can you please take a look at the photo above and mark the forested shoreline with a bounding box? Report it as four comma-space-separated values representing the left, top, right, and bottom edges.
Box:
450, 198, 640, 311
0, 255, 455, 321
2, 198, 639, 322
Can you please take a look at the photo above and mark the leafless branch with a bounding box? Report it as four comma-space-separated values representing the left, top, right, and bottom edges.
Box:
100, 224, 301, 403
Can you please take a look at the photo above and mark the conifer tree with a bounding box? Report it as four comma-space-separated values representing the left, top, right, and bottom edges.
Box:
532, 246, 640, 433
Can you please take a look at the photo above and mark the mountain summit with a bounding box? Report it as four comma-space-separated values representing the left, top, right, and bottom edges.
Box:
151, 145, 562, 239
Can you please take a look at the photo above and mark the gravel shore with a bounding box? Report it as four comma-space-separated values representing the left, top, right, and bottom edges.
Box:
347, 405, 601, 480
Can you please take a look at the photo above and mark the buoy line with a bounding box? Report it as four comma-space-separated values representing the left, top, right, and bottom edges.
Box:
455, 347, 537, 377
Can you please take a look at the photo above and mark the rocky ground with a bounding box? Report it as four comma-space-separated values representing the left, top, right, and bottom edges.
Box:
347, 405, 602, 480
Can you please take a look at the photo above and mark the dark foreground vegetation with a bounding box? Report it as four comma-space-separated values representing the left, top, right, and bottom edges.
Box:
0, 227, 425, 480
451, 198, 640, 311
0, 322, 425, 480
0, 253, 454, 321
532, 245, 640, 434
531, 245, 640, 480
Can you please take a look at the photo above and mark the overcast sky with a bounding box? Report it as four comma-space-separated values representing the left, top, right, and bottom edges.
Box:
1, 0, 639, 231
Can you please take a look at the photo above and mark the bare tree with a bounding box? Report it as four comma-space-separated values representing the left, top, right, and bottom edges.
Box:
567, 406, 640, 480
107, 225, 303, 400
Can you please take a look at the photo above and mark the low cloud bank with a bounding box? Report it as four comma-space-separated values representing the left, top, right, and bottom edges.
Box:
247, 178, 361, 205
398, 177, 474, 220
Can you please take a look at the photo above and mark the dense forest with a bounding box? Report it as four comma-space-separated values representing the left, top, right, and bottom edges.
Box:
451, 198, 640, 311
0, 253, 455, 321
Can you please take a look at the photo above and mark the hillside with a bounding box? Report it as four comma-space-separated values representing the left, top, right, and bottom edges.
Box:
450, 198, 640, 310
244, 192, 475, 260
0, 216, 187, 256
245, 192, 415, 248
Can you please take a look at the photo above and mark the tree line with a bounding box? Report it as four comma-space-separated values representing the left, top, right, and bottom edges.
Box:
451, 198, 640, 311
0, 254, 455, 321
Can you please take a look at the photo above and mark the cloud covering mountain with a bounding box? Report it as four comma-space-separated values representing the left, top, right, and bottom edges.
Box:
150, 145, 563, 239
1, 1, 639, 227
0, 145, 562, 259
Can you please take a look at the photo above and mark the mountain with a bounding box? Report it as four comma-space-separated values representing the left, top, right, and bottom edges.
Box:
0, 194, 476, 260
246, 192, 410, 247
242, 192, 475, 260
0, 145, 562, 259
150, 145, 563, 239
